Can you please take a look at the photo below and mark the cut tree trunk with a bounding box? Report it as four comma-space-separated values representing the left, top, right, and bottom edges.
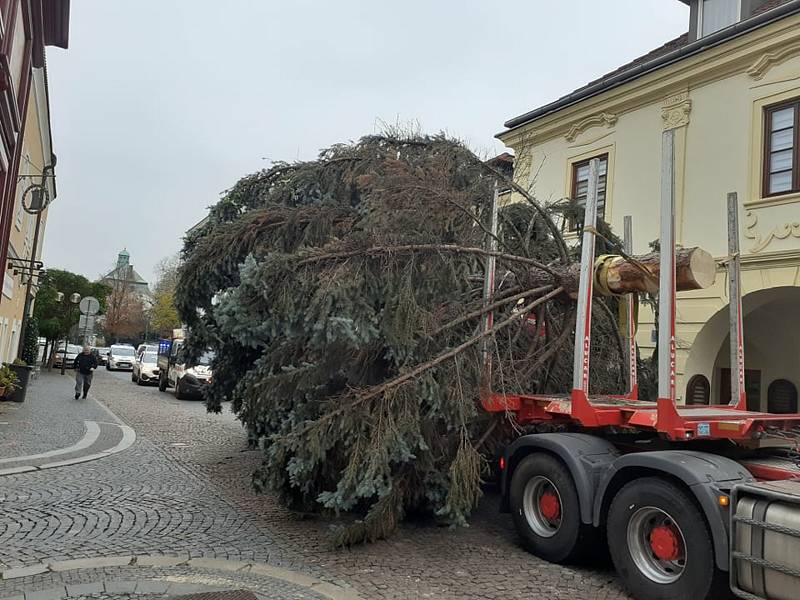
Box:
554, 247, 716, 298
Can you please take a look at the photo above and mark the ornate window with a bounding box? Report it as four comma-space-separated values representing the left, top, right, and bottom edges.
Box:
763, 99, 800, 197
568, 154, 608, 231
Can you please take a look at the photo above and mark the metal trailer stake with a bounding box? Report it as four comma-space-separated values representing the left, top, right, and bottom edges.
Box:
482, 182, 500, 386
572, 159, 600, 393
623, 215, 638, 398
727, 192, 746, 409
658, 130, 677, 403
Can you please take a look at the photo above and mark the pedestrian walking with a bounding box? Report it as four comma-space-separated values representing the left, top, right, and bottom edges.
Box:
73, 345, 97, 399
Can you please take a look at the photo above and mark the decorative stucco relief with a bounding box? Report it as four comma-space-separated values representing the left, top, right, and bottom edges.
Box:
662, 92, 692, 131
747, 43, 800, 81
564, 112, 617, 142
744, 210, 800, 253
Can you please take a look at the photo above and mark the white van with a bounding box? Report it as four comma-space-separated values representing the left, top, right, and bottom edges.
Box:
107, 344, 136, 371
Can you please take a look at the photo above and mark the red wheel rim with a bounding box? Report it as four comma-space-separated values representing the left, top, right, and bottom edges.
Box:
649, 524, 681, 561
539, 491, 561, 521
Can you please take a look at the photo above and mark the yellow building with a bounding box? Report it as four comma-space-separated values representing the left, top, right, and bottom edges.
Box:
497, 0, 800, 411
0, 66, 56, 363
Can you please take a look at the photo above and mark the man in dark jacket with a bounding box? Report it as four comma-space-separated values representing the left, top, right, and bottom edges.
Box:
73, 345, 98, 399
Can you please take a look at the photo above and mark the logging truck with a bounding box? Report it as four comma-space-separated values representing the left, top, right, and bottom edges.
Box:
489, 131, 800, 600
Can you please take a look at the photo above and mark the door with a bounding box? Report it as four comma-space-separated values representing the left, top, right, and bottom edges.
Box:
719, 368, 761, 410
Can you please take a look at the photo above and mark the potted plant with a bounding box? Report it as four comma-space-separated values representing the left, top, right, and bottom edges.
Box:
0, 364, 19, 401
5, 358, 32, 402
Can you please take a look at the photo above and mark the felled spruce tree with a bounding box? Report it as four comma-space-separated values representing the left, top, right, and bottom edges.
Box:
175, 134, 627, 544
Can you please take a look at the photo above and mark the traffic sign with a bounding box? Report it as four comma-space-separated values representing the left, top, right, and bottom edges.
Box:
79, 296, 100, 315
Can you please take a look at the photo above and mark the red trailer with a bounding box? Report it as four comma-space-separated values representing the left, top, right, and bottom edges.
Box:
488, 131, 800, 600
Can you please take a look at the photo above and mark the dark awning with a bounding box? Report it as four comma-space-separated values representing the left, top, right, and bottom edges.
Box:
43, 0, 70, 49
32, 0, 70, 68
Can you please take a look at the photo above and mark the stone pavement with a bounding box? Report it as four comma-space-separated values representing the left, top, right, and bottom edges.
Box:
0, 369, 631, 599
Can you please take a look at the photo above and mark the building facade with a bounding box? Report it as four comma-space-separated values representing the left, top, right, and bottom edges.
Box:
0, 0, 69, 362
498, 0, 800, 410
0, 64, 55, 363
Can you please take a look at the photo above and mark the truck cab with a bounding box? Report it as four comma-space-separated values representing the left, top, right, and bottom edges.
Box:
157, 329, 213, 400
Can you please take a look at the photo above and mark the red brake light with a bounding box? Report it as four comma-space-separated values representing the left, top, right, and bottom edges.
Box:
499, 457, 506, 470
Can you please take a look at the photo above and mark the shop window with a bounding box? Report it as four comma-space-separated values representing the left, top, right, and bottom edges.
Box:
767, 379, 798, 414
686, 375, 710, 405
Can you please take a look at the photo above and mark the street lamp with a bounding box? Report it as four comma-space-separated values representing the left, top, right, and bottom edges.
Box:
58, 291, 81, 375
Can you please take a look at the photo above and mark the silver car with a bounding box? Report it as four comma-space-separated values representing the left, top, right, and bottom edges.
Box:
132, 351, 159, 385
53, 343, 82, 368
107, 344, 136, 371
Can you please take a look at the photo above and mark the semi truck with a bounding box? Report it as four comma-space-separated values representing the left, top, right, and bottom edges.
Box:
489, 131, 800, 600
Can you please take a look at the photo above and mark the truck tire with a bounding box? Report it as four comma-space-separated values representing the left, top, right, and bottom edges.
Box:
158, 372, 167, 392
606, 477, 729, 600
509, 453, 595, 563
174, 377, 186, 400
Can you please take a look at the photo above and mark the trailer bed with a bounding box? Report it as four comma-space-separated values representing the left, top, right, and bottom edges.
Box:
483, 391, 800, 442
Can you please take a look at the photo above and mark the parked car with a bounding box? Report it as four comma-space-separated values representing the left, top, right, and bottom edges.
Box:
106, 344, 136, 371
136, 343, 158, 360
93, 347, 110, 366
132, 350, 159, 385
53, 343, 82, 369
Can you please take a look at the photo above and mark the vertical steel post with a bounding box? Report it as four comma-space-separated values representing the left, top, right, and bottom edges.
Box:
572, 159, 600, 393
481, 182, 500, 387
624, 215, 638, 398
727, 192, 746, 409
658, 130, 677, 403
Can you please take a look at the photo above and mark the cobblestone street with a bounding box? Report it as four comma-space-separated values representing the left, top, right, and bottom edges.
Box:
0, 371, 630, 599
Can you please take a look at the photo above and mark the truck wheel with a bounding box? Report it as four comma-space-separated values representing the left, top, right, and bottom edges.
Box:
509, 453, 594, 563
606, 477, 728, 600
158, 373, 167, 392
174, 378, 185, 400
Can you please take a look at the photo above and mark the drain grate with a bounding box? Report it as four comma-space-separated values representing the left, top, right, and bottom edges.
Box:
172, 591, 259, 600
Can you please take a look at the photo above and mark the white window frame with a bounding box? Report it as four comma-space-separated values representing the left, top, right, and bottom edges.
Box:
698, 0, 742, 37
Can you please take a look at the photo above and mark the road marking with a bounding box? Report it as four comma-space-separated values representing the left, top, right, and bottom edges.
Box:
1, 556, 363, 599
39, 424, 136, 470
0, 421, 101, 464
0, 422, 136, 476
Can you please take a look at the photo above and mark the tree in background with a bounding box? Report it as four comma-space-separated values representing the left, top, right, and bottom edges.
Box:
150, 254, 181, 337
34, 269, 110, 364
101, 275, 147, 344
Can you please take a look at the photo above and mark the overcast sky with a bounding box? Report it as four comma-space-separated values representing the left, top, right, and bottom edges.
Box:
41, 0, 688, 284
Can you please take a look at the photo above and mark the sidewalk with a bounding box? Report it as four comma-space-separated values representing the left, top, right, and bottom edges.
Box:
0, 371, 134, 474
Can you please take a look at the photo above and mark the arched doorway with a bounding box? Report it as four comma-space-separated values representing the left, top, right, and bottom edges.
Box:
683, 286, 800, 411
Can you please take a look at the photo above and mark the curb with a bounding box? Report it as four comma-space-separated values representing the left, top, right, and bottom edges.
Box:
0, 556, 362, 600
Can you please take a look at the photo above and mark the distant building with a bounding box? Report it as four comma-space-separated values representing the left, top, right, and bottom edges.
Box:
100, 249, 151, 301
